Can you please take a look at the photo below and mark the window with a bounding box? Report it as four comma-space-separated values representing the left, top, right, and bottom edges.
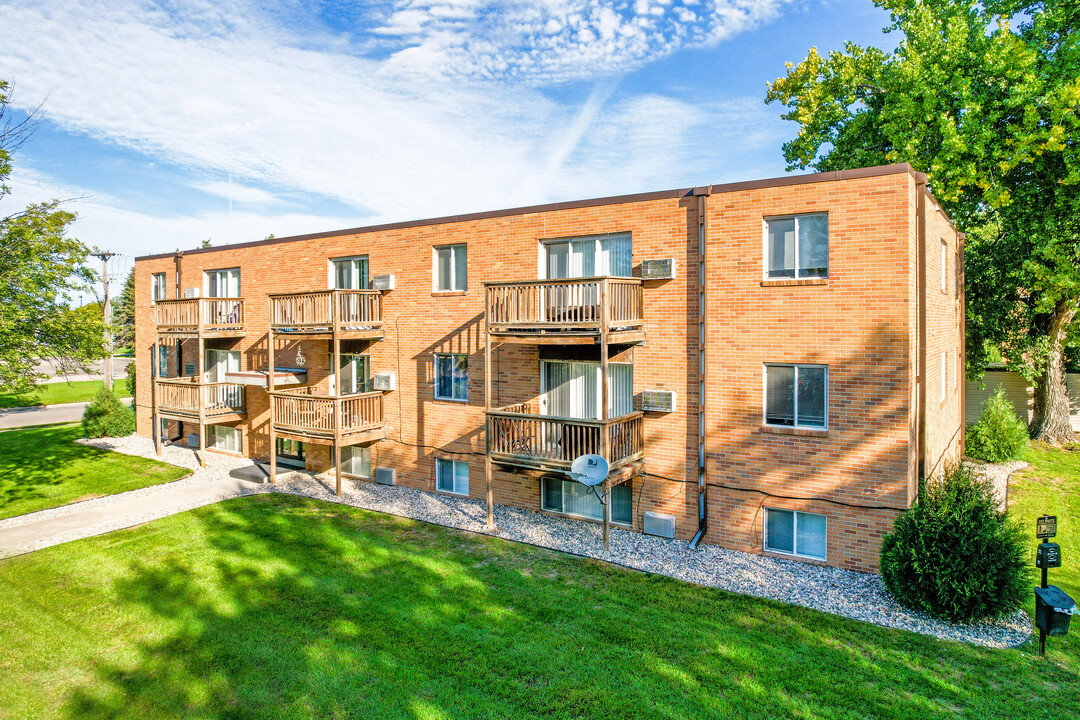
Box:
339, 354, 370, 394
940, 239, 948, 293
207, 425, 240, 453
765, 213, 828, 279
540, 360, 633, 419
542, 478, 632, 524
764, 509, 827, 560
342, 446, 371, 478
436, 458, 469, 495
157, 346, 168, 377
940, 351, 948, 402
205, 268, 241, 297
276, 438, 305, 467
434, 353, 468, 401
544, 234, 632, 278
765, 364, 827, 429
151, 273, 167, 301
332, 256, 369, 289
434, 244, 467, 291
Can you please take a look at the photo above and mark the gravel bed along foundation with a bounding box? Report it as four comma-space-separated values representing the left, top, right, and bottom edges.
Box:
4, 434, 1033, 648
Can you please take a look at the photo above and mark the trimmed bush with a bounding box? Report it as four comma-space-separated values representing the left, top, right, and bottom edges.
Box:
880, 462, 1029, 622
966, 387, 1029, 462
82, 388, 135, 438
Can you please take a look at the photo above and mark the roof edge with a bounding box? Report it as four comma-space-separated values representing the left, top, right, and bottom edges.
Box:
134, 163, 920, 262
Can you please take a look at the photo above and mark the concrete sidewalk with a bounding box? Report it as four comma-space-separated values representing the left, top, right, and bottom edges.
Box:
0, 398, 134, 430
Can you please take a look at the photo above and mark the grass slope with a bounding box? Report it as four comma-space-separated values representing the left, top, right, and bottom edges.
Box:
1009, 442, 1080, 671
0, 425, 189, 520
0, 493, 1075, 720
0, 379, 132, 409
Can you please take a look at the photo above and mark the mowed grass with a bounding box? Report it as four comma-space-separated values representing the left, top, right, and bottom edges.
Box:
0, 379, 131, 409
1, 494, 1076, 720
0, 424, 188, 520
1010, 440, 1080, 671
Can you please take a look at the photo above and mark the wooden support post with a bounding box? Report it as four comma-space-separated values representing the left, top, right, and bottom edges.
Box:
334, 442, 342, 496
603, 476, 611, 555
484, 316, 495, 529
268, 324, 276, 484
197, 334, 206, 466
600, 279, 610, 555
152, 339, 162, 456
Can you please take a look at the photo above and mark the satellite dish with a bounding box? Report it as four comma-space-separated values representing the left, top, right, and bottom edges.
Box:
569, 454, 609, 487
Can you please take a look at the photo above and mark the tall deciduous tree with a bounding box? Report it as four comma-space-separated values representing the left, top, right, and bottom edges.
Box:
765, 0, 1080, 444
0, 79, 107, 395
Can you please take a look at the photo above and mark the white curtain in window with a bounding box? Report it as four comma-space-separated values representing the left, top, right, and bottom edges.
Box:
599, 235, 632, 277
542, 361, 632, 420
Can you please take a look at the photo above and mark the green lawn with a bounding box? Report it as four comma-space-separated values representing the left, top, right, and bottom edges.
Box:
0, 494, 1075, 720
1010, 441, 1080, 670
0, 379, 132, 409
0, 425, 189, 520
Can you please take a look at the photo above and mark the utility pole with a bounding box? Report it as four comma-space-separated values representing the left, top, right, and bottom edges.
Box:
93, 250, 119, 391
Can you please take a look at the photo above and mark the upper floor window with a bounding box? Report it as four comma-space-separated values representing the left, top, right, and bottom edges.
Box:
333, 256, 369, 289
765, 363, 827, 429
434, 244, 467, 291
151, 273, 167, 301
205, 268, 240, 298
766, 213, 828, 279
544, 234, 631, 279
434, 353, 468, 401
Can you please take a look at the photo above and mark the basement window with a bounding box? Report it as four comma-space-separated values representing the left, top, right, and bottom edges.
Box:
542, 478, 632, 525
436, 458, 469, 496
764, 508, 827, 560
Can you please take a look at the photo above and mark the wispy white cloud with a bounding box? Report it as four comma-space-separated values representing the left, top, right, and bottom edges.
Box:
0, 0, 790, 254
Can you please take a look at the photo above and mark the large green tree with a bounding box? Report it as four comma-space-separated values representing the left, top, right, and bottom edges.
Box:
115, 267, 135, 351
765, 0, 1080, 444
0, 79, 107, 395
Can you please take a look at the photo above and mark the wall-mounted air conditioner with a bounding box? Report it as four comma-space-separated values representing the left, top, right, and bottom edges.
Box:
641, 258, 676, 280
640, 389, 677, 413
187, 433, 199, 448
184, 287, 200, 298
643, 511, 676, 539
371, 274, 395, 291
372, 372, 396, 391
375, 467, 396, 485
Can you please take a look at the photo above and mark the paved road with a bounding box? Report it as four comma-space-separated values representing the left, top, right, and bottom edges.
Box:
0, 402, 93, 429
34, 356, 132, 384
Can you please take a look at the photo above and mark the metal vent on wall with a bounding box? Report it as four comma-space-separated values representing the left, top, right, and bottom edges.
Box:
640, 389, 676, 413
643, 511, 676, 539
375, 467, 396, 485
641, 258, 676, 280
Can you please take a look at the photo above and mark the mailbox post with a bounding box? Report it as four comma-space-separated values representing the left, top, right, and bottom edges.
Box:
1033, 515, 1075, 655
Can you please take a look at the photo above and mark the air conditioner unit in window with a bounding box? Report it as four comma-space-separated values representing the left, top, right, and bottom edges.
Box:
375, 467, 396, 485
643, 511, 676, 539
372, 372, 396, 391
371, 274, 395, 291
640, 389, 676, 413
184, 363, 196, 377
184, 287, 200, 298
641, 258, 676, 280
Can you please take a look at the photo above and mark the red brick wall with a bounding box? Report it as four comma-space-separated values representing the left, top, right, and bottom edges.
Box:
134, 166, 962, 573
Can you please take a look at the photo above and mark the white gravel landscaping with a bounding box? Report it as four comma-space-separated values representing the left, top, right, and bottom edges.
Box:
6, 434, 1033, 649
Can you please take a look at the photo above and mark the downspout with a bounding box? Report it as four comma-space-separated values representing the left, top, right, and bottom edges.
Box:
916, 176, 928, 499
689, 187, 710, 550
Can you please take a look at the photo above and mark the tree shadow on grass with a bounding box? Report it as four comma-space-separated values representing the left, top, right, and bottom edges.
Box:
60, 494, 1077, 719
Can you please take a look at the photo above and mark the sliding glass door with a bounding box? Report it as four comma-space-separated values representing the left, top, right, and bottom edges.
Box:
540, 361, 633, 420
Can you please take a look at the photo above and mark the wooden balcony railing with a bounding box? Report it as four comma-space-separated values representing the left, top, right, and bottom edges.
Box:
154, 298, 245, 334
155, 378, 246, 418
485, 277, 643, 333
487, 402, 644, 470
270, 389, 384, 440
268, 290, 382, 333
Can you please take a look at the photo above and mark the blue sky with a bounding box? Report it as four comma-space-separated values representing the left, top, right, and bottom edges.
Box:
1, 0, 895, 287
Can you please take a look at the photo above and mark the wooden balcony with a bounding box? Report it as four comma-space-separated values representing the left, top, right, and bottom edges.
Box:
155, 378, 246, 423
154, 298, 245, 338
486, 402, 644, 473
268, 290, 383, 339
485, 277, 644, 344
270, 389, 386, 445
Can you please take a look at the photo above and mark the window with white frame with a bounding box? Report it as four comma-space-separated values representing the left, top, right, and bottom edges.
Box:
434, 353, 468, 401
342, 445, 371, 478
542, 478, 632, 524
940, 239, 948, 293
151, 273, 167, 301
766, 213, 828, 279
940, 351, 948, 402
205, 268, 241, 297
436, 457, 469, 495
207, 425, 240, 453
157, 346, 169, 377
332, 256, 369, 289
433, 244, 467, 291
765, 364, 827, 429
765, 508, 827, 560
544, 234, 632, 279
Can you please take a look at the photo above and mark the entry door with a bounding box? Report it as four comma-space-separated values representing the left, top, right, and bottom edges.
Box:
206, 269, 241, 297
339, 353, 370, 395
540, 361, 633, 420
334, 258, 369, 289
204, 349, 240, 382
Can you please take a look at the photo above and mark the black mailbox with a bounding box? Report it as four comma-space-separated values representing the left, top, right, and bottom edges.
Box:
1036, 542, 1062, 569
1034, 585, 1076, 637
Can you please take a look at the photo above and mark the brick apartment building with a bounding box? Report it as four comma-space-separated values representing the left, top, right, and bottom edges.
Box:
133, 163, 964, 573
